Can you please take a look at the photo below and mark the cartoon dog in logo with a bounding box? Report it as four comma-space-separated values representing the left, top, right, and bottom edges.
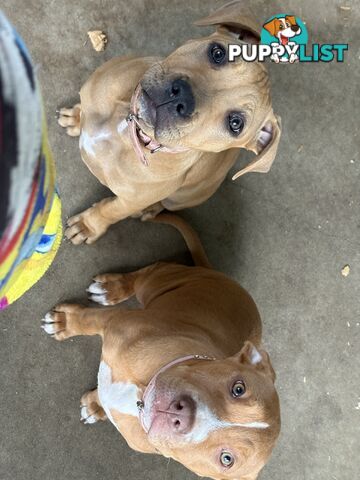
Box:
263, 15, 302, 63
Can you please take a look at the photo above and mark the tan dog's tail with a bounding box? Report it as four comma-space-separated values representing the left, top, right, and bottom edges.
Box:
151, 213, 211, 269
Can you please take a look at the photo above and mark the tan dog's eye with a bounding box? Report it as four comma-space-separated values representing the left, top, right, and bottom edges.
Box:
285, 21, 291, 27
231, 380, 246, 397
228, 113, 245, 136
279, 24, 284, 30
220, 451, 234, 468
208, 43, 227, 65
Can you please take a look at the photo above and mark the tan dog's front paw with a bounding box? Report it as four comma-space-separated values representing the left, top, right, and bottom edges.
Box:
87, 273, 135, 305
65, 209, 108, 245
57, 104, 81, 137
41, 304, 85, 340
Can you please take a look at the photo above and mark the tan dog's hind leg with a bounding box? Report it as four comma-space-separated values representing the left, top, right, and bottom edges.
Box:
80, 389, 107, 424
41, 304, 107, 340
87, 265, 157, 306
57, 103, 81, 137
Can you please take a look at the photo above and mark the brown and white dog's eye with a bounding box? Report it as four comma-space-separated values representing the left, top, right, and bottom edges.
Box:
231, 380, 246, 397
208, 43, 227, 65
228, 112, 245, 136
220, 451, 234, 468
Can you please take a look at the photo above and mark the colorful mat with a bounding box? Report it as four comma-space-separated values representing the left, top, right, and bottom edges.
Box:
0, 12, 62, 310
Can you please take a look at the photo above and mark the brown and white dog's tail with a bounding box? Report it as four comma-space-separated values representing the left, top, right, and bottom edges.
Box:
151, 213, 212, 269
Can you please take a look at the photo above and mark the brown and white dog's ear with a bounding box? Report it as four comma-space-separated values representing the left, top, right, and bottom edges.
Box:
235, 341, 276, 382
194, 0, 260, 44
232, 112, 282, 180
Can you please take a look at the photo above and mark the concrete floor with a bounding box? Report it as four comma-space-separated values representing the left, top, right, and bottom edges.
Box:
1, 0, 359, 479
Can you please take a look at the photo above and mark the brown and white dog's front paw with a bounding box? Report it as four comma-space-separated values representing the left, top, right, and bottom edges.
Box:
80, 390, 107, 425
87, 273, 134, 305
57, 104, 81, 137
65, 208, 108, 245
41, 304, 85, 340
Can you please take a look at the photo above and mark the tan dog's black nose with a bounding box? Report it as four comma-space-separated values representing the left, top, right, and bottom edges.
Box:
291, 24, 300, 32
169, 79, 195, 118
168, 395, 196, 434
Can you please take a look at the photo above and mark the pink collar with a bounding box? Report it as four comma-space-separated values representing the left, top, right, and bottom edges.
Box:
137, 354, 216, 433
126, 84, 189, 166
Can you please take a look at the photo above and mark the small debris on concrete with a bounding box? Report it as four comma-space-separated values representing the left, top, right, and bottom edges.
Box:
341, 264, 350, 277
350, 159, 355, 163
297, 144, 304, 153
303, 376, 306, 384
339, 6, 351, 11
87, 30, 108, 52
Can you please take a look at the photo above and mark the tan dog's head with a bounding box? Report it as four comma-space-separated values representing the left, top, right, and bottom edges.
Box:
142, 341, 280, 480
137, 1, 282, 178
263, 15, 301, 45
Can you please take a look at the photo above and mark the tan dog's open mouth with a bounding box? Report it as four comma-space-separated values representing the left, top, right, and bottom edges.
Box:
127, 84, 190, 166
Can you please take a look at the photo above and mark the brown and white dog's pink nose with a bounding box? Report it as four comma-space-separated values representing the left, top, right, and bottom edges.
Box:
167, 395, 196, 434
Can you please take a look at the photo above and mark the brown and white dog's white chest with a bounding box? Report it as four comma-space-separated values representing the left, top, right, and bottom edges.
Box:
97, 360, 141, 430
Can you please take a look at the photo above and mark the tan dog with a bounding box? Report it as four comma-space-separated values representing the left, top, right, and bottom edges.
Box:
42, 213, 280, 480
59, 1, 282, 245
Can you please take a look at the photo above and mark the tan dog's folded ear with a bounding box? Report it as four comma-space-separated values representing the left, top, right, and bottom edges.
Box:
232, 112, 282, 180
234, 341, 276, 382
194, 0, 260, 43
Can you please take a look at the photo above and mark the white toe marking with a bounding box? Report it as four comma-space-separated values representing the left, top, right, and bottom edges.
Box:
90, 294, 109, 305
41, 323, 57, 334
43, 312, 54, 323
87, 282, 106, 294
81, 406, 98, 424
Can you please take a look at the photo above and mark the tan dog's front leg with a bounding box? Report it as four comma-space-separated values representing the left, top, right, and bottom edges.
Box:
57, 103, 81, 137
65, 197, 126, 245
41, 304, 107, 340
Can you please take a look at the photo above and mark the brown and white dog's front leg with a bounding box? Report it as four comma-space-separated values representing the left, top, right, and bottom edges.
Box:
41, 304, 107, 340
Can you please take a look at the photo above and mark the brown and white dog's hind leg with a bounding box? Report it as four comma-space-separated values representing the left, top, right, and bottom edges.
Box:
57, 103, 81, 137
80, 389, 107, 424
41, 303, 108, 340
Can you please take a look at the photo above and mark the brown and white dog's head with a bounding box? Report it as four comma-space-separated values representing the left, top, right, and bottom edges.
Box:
263, 15, 301, 46
136, 1, 282, 178
141, 341, 280, 480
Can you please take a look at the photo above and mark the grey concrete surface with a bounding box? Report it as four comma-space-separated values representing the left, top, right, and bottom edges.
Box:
1, 1, 359, 479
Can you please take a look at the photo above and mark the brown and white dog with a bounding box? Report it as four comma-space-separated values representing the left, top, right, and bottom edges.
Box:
42, 213, 280, 480
59, 1, 282, 245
